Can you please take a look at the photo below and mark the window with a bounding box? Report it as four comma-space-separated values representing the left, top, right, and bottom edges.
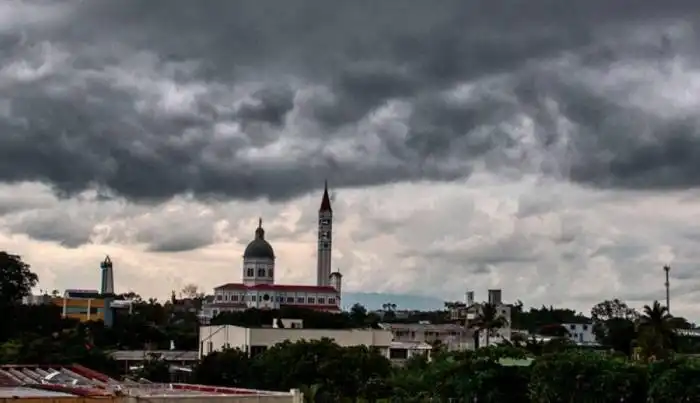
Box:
216, 294, 223, 301
308, 297, 316, 304
328, 297, 336, 304
269, 269, 273, 277
258, 268, 265, 277
322, 242, 330, 248
296, 297, 305, 303
286, 297, 294, 303
251, 295, 257, 302
224, 294, 229, 301
318, 297, 326, 304
389, 348, 408, 359
232, 295, 238, 302
246, 268, 254, 277
582, 324, 588, 330
570, 324, 576, 330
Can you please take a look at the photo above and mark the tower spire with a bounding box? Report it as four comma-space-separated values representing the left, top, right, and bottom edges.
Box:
255, 218, 265, 240
317, 181, 333, 286
319, 180, 332, 212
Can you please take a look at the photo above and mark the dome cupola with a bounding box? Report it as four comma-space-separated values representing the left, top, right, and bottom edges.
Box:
243, 218, 275, 260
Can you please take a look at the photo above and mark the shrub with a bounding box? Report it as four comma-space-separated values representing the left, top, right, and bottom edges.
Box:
528, 351, 647, 402
647, 358, 700, 402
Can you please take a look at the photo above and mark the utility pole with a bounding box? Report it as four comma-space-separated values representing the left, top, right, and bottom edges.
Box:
663, 265, 671, 314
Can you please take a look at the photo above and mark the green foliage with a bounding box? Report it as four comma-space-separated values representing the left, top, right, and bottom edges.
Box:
211, 304, 380, 329
0, 251, 38, 307
7, 249, 700, 401
133, 356, 171, 382
529, 351, 647, 403
647, 359, 700, 402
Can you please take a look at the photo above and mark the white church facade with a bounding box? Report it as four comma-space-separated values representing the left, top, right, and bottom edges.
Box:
199, 183, 342, 321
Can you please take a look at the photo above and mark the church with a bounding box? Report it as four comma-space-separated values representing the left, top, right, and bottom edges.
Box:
200, 183, 342, 320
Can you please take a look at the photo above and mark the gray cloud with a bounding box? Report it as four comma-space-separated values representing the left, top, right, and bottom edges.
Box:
0, 0, 699, 203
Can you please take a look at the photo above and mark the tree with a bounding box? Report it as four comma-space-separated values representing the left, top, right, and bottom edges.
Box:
382, 302, 397, 321
471, 303, 508, 347
637, 300, 675, 360
0, 252, 38, 307
591, 299, 638, 323
591, 299, 639, 355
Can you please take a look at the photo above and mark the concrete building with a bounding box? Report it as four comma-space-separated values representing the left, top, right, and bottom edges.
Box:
447, 289, 513, 347
469, 290, 512, 346
21, 256, 129, 327
199, 321, 393, 358
380, 322, 473, 351
562, 323, 597, 345
200, 183, 343, 321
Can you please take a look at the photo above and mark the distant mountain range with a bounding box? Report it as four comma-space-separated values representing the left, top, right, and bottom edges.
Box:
342, 292, 444, 311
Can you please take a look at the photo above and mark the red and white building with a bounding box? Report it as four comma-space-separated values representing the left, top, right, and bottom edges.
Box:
200, 183, 342, 321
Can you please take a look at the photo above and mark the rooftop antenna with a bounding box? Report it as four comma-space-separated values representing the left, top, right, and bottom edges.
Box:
663, 265, 671, 314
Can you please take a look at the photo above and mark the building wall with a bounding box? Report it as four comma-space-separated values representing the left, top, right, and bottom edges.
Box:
316, 210, 332, 287
385, 323, 471, 350
466, 304, 512, 347
562, 323, 596, 344
199, 325, 392, 358
242, 257, 275, 286
58, 297, 106, 322
123, 396, 300, 403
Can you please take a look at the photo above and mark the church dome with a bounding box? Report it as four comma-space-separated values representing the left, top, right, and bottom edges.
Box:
244, 219, 275, 260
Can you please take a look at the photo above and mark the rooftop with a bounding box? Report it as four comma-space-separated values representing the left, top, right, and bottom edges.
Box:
380, 322, 466, 332
215, 283, 338, 293
0, 364, 293, 398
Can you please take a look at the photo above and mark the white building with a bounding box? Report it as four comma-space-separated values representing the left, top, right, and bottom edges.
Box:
380, 323, 473, 351
199, 319, 432, 364
199, 321, 393, 358
463, 289, 512, 347
200, 183, 342, 321
562, 323, 597, 345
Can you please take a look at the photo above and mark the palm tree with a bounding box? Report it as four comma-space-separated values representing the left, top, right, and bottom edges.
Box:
470, 303, 508, 348
637, 300, 675, 360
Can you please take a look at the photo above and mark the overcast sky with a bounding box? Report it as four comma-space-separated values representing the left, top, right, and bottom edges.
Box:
2, 0, 700, 318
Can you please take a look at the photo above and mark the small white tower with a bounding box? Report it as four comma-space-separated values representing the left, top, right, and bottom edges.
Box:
317, 181, 333, 287
330, 271, 342, 294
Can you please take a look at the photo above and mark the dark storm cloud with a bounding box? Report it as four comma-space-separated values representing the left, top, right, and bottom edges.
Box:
2, 0, 700, 203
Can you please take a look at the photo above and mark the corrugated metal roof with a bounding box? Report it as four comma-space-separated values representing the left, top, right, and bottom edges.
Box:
0, 387, 76, 398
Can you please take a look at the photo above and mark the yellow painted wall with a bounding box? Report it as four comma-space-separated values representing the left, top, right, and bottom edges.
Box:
51, 297, 106, 322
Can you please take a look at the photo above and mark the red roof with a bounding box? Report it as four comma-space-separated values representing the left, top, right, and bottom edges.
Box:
319, 180, 332, 212
215, 283, 338, 293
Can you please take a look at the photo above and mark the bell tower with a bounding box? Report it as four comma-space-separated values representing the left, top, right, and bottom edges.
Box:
317, 181, 333, 287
